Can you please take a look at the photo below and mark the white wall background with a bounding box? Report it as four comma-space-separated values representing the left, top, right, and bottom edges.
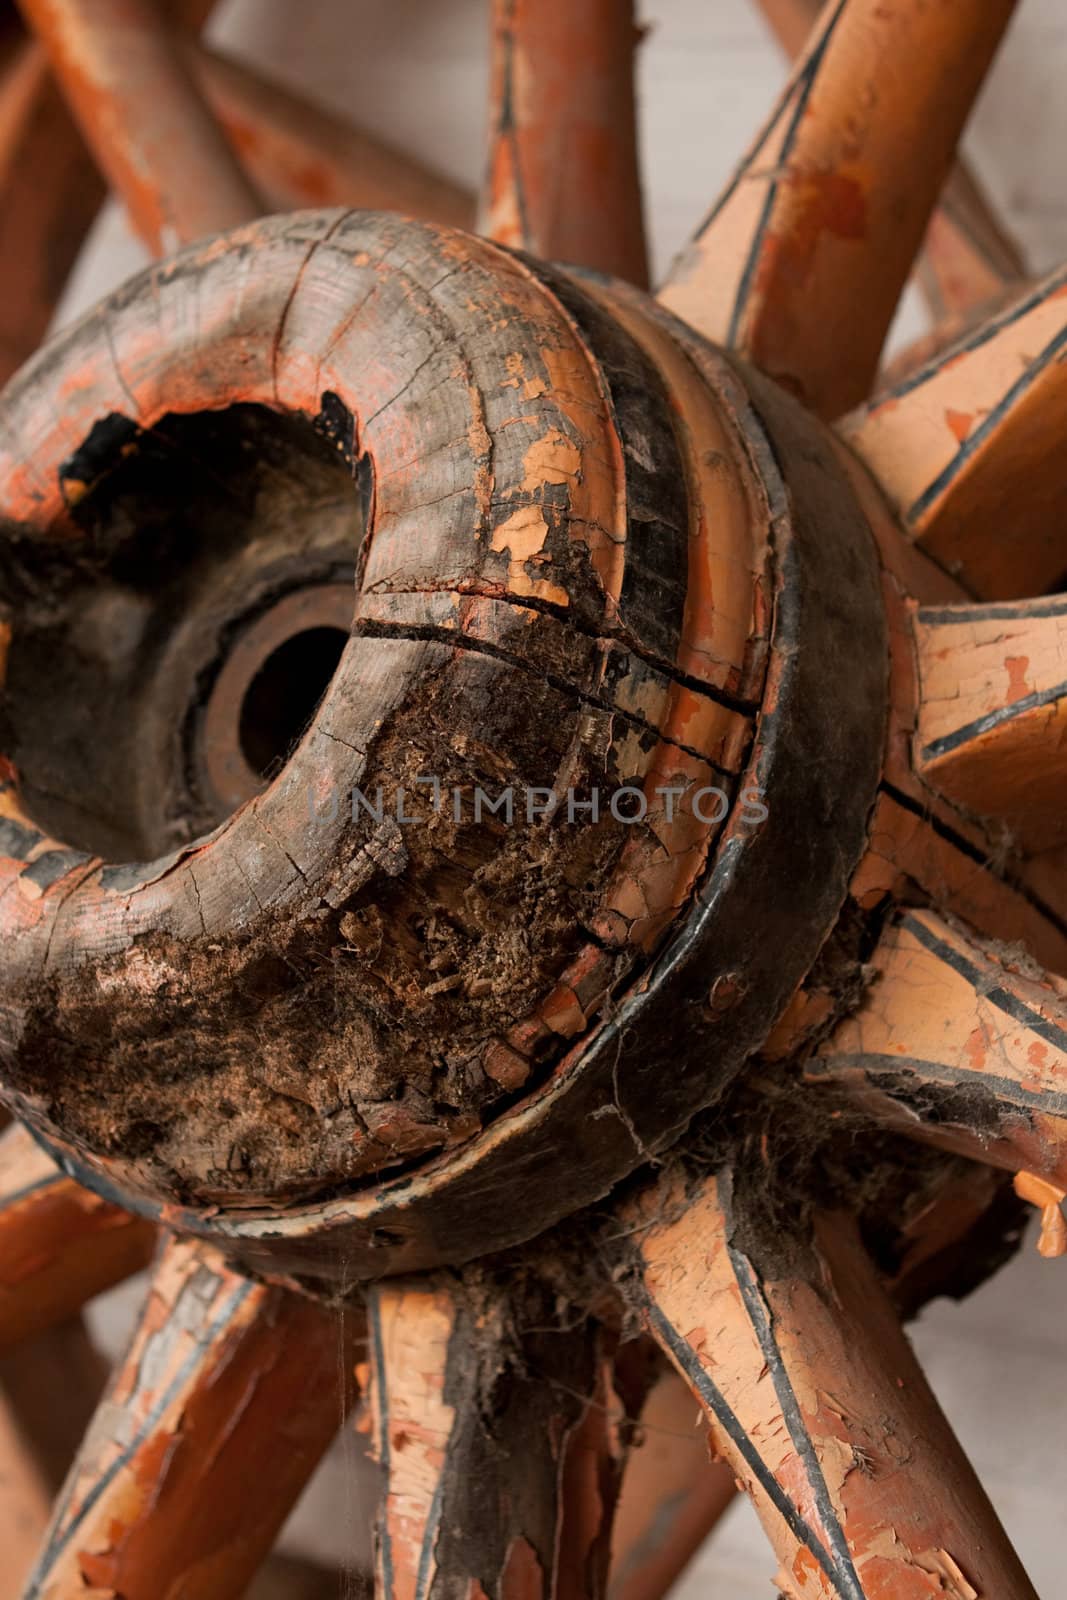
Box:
70, 2, 1067, 1594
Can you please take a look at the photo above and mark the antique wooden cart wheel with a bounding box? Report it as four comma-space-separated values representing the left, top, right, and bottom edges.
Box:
0, 1, 1065, 1596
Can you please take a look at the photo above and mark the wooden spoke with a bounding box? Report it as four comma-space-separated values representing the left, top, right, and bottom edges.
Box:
912, 598, 1067, 852
0, 1381, 52, 1600
840, 264, 1067, 598
887, 1161, 1019, 1318
0, 1319, 107, 1596
916, 163, 1027, 327
0, 1318, 107, 1493
806, 909, 1067, 1200
633, 1170, 1038, 1599
608, 1362, 736, 1600
369, 1272, 635, 1600
481, 0, 648, 285
754, 0, 1025, 327
248, 1556, 339, 1600
22, 1232, 351, 1599
0, 1123, 154, 1351
0, 37, 102, 383
193, 46, 475, 229
0, 0, 218, 378
659, 0, 1016, 419
17, 0, 259, 253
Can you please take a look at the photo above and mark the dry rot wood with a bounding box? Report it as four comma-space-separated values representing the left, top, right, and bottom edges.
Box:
369, 1271, 639, 1600
0, 0, 1065, 1593
0, 209, 783, 1243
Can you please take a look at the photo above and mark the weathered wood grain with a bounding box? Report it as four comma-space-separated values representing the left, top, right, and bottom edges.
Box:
660, 0, 1017, 418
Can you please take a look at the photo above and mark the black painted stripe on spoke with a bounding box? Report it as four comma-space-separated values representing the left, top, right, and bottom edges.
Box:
645, 1303, 858, 1599
725, 0, 849, 348
880, 781, 1067, 945
906, 316, 1067, 525
877, 261, 1067, 405
922, 678, 1067, 761
727, 1248, 867, 1600
24, 1278, 253, 1596
368, 1290, 397, 1600
901, 913, 1067, 1058
808, 1051, 1067, 1121
918, 598, 1067, 626
413, 1472, 446, 1600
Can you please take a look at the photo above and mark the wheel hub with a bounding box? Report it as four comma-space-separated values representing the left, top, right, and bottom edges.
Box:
0, 212, 886, 1285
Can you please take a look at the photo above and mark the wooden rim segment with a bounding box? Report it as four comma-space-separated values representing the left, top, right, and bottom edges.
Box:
17, 0, 259, 252
0, 1123, 153, 1352
481, 0, 647, 286
21, 1232, 352, 1599
659, 0, 1017, 419
632, 1170, 1039, 1599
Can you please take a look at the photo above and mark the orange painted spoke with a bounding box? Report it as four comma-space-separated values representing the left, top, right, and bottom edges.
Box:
0, 1318, 107, 1595
635, 1172, 1038, 1599
481, 0, 647, 285
248, 1556, 337, 1600
608, 1363, 735, 1600
886, 1160, 1019, 1318
913, 598, 1067, 852
660, 0, 1016, 418
840, 264, 1067, 598
0, 38, 102, 382
17, 0, 259, 254
0, 1382, 52, 1600
0, 1317, 107, 1492
915, 162, 1026, 326
754, 0, 1025, 326
193, 46, 475, 229
0, 0, 218, 379
22, 1233, 351, 1599
0, 1123, 153, 1351
807, 909, 1067, 1201
369, 1273, 633, 1600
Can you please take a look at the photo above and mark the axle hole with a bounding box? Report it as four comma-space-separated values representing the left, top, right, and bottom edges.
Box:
238, 626, 349, 778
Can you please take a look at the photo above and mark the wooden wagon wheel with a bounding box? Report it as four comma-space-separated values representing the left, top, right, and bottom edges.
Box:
0, 0, 1063, 1595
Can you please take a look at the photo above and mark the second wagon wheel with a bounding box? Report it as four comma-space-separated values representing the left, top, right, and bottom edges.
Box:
0, 0, 1065, 1596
